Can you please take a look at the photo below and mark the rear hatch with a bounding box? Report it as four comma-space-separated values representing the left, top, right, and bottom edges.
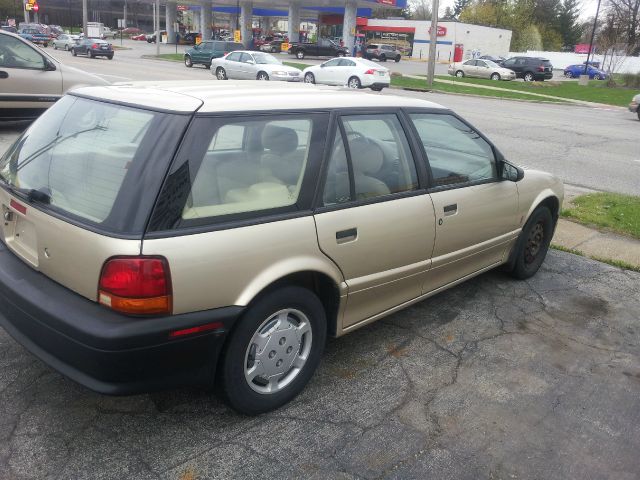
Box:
540, 59, 552, 73
0, 94, 190, 301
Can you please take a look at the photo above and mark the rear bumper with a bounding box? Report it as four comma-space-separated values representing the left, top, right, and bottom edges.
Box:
90, 49, 113, 56
629, 102, 638, 113
0, 242, 243, 395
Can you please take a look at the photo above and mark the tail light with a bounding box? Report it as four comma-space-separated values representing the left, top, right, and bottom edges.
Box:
537, 65, 545, 72
364, 69, 376, 75
98, 256, 172, 315
92, 43, 98, 49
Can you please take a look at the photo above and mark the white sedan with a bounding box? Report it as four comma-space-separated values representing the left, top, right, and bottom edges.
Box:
211, 51, 302, 82
448, 59, 516, 81
302, 57, 390, 91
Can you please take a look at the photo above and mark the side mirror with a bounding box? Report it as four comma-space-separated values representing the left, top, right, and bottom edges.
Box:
320, 63, 326, 68
44, 59, 57, 71
500, 159, 524, 182
247, 59, 255, 64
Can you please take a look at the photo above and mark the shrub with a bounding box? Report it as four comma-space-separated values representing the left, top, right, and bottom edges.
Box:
620, 72, 640, 88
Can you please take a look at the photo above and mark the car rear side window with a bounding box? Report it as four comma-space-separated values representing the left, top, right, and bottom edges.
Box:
410, 113, 496, 187
0, 34, 44, 69
148, 113, 329, 231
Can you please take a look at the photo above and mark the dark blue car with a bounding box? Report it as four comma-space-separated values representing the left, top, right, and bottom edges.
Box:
564, 64, 608, 80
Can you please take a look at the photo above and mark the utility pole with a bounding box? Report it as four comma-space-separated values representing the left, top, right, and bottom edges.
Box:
426, 0, 439, 88
82, 0, 87, 35
155, 0, 160, 56
583, 0, 601, 77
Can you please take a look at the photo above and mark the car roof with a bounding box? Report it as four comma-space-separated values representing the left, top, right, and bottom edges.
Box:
71, 81, 447, 114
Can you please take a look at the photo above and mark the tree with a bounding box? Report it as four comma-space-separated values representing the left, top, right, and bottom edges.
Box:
443, 6, 456, 19
606, 0, 640, 55
408, 0, 432, 20
459, 2, 499, 26
518, 24, 543, 50
453, 0, 472, 17
558, 0, 583, 48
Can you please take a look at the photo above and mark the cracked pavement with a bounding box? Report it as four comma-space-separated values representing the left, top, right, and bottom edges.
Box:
1, 250, 639, 479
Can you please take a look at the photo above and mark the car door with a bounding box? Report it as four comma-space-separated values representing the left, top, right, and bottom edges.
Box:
407, 111, 520, 293
314, 112, 436, 328
336, 58, 356, 85
462, 60, 478, 77
0, 33, 62, 106
502, 57, 519, 75
194, 41, 211, 63
315, 58, 341, 84
222, 52, 242, 78
475, 60, 491, 78
238, 52, 256, 79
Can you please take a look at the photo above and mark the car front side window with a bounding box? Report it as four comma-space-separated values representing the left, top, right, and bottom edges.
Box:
0, 35, 45, 69
410, 113, 496, 188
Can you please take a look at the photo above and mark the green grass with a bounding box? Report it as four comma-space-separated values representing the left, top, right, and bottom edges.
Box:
390, 76, 567, 103
283, 61, 311, 71
551, 244, 640, 272
147, 53, 184, 62
434, 75, 634, 107
561, 193, 640, 239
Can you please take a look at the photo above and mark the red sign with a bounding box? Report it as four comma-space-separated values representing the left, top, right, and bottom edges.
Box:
377, 0, 397, 5
428, 26, 447, 36
177, 5, 189, 10
574, 43, 595, 54
32, 3, 39, 11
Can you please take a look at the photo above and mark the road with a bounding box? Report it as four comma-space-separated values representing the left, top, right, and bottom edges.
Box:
2, 48, 637, 194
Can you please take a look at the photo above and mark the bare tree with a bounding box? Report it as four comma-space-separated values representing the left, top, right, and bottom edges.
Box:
409, 0, 432, 20
606, 0, 640, 55
598, 12, 635, 85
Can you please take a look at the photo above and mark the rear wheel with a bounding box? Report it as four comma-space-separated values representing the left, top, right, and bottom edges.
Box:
107, 54, 113, 60
304, 72, 315, 84
509, 206, 554, 280
219, 286, 327, 415
296, 50, 305, 59
395, 55, 401, 63
337, 51, 345, 57
347, 76, 361, 89
523, 72, 535, 82
490, 73, 501, 80
380, 54, 387, 62
271, 47, 278, 53
257, 71, 269, 81
71, 48, 77, 56
216, 67, 227, 80
594, 73, 601, 80
456, 70, 464, 77
64, 44, 69, 51
184, 55, 193, 67
43, 43, 48, 48
637, 110, 640, 121
54, 44, 58, 50
89, 51, 94, 58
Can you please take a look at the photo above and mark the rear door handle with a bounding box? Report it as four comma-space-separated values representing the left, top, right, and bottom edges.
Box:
443, 203, 457, 216
0, 71, 8, 79
336, 227, 357, 244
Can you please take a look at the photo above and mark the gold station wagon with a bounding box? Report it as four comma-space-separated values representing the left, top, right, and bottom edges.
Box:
0, 82, 563, 414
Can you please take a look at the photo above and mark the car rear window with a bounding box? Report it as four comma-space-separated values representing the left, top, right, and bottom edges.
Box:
0, 96, 189, 234
225, 42, 244, 51
367, 44, 378, 49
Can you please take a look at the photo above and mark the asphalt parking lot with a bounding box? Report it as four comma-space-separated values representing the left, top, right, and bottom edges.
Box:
1, 251, 639, 479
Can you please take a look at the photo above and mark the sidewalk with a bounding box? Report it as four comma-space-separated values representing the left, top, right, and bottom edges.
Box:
552, 185, 640, 270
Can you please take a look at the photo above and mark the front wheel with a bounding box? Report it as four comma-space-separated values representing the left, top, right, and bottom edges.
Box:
523, 72, 535, 82
594, 73, 601, 80
184, 55, 193, 67
490, 73, 501, 81
64, 44, 69, 51
89, 51, 94, 58
337, 51, 345, 57
271, 47, 278, 53
54, 44, 58, 50
257, 71, 269, 81
216, 67, 227, 80
107, 55, 113, 60
564, 71, 573, 78
43, 43, 48, 48
304, 72, 315, 84
219, 286, 327, 415
395, 55, 401, 63
71, 49, 77, 56
456, 70, 464, 77
380, 54, 387, 62
296, 50, 305, 60
509, 206, 554, 280
347, 76, 361, 89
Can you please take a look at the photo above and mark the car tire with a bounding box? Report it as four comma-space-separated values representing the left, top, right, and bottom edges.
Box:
395, 55, 401, 63
523, 72, 535, 82
380, 54, 387, 62
184, 55, 193, 67
347, 76, 361, 89
456, 70, 465, 77
271, 47, 278, 53
296, 50, 305, 60
89, 51, 94, 58
337, 51, 345, 57
216, 67, 227, 80
509, 206, 554, 280
371, 86, 384, 91
64, 44, 69, 51
637, 109, 640, 121
257, 71, 269, 81
304, 72, 315, 84
218, 286, 327, 415
594, 73, 601, 80
54, 44, 58, 50
43, 43, 48, 48
490, 73, 501, 80
564, 71, 573, 78
108, 55, 113, 60
71, 49, 77, 56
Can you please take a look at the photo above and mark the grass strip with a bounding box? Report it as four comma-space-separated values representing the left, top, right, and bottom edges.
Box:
561, 193, 640, 239
435, 75, 634, 107
145, 53, 184, 62
550, 244, 640, 273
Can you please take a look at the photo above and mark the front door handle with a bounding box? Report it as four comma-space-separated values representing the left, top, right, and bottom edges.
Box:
336, 227, 357, 244
0, 71, 8, 79
443, 203, 458, 216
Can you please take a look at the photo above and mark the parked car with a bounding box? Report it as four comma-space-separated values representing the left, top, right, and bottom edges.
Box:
0, 30, 108, 120
1, 26, 18, 34
211, 51, 301, 81
121, 27, 143, 35
180, 32, 200, 45
501, 56, 553, 81
146, 30, 167, 43
101, 27, 117, 40
52, 34, 80, 51
0, 82, 563, 414
288, 38, 349, 59
364, 44, 402, 63
18, 27, 49, 47
254, 35, 275, 49
260, 40, 284, 53
71, 38, 114, 59
479, 55, 506, 66
184, 40, 244, 67
448, 59, 516, 81
302, 57, 390, 91
131, 33, 147, 41
629, 93, 640, 120
563, 63, 608, 80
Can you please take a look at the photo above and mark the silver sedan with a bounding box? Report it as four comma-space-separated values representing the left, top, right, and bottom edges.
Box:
52, 34, 80, 51
448, 59, 516, 81
211, 51, 302, 82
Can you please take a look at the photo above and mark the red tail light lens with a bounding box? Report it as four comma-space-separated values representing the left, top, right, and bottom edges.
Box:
92, 43, 98, 49
98, 256, 172, 315
364, 69, 376, 75
537, 65, 545, 72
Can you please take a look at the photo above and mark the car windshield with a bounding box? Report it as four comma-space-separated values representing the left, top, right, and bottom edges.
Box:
484, 60, 501, 68
252, 52, 280, 64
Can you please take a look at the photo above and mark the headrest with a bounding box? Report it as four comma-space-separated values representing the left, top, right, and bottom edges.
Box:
262, 125, 298, 155
349, 138, 383, 175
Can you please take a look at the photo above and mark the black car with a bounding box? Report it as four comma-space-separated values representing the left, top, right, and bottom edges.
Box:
71, 38, 114, 59
288, 38, 349, 59
479, 55, 506, 66
501, 56, 553, 81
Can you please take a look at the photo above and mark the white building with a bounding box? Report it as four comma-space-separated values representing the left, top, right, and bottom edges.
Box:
359, 19, 512, 62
